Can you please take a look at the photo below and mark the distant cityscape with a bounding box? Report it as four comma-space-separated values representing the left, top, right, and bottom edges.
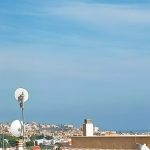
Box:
1, 120, 150, 137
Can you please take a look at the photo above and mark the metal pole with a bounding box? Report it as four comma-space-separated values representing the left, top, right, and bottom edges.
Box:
21, 106, 25, 148
19, 92, 25, 149
2, 125, 4, 150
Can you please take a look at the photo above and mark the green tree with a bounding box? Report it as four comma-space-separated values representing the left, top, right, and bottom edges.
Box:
26, 141, 34, 147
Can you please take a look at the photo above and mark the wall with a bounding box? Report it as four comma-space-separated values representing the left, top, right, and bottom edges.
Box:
71, 136, 150, 149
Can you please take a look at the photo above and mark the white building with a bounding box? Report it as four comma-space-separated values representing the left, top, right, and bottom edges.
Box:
83, 119, 93, 136
94, 126, 99, 133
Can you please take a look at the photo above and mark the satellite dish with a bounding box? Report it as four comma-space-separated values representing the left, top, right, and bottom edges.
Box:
15, 88, 29, 102
10, 120, 24, 137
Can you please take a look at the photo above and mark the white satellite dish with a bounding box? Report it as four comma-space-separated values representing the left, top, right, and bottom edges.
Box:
10, 120, 24, 137
15, 88, 29, 102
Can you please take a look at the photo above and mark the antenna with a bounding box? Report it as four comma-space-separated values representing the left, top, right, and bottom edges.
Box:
15, 88, 29, 109
10, 120, 23, 137
15, 88, 29, 148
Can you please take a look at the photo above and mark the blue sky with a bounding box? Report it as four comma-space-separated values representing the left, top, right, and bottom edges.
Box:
0, 0, 150, 131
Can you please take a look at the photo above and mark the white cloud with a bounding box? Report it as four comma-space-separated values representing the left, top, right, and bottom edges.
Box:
2, 1, 150, 26
43, 2, 150, 27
